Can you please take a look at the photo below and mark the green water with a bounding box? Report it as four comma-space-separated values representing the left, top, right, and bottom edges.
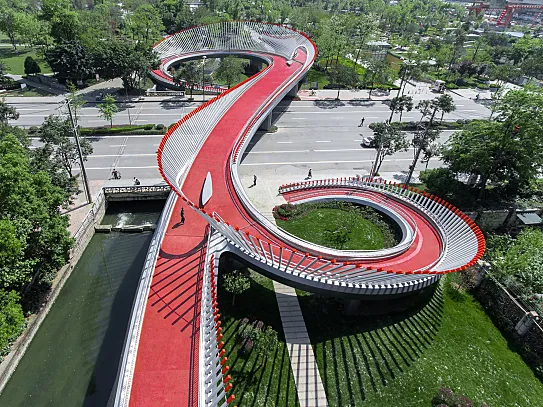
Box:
0, 231, 153, 406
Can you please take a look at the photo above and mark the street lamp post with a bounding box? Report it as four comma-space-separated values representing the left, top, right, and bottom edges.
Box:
202, 56, 207, 102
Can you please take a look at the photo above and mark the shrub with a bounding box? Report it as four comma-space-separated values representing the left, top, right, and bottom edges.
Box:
0, 290, 26, 361
432, 387, 455, 406
143, 124, 154, 130
156, 123, 165, 130
273, 203, 297, 220
24, 56, 41, 76
454, 395, 474, 407
28, 126, 39, 134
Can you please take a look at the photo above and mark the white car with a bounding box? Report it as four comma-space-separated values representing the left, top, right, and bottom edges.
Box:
362, 135, 375, 147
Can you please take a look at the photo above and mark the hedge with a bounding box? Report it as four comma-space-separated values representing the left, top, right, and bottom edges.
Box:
79, 124, 166, 136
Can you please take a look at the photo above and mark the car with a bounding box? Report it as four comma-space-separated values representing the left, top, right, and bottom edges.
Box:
362, 135, 375, 147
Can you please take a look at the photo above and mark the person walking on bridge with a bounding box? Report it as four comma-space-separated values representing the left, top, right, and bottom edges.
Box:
180, 208, 185, 224
253, 175, 257, 187
308, 168, 312, 179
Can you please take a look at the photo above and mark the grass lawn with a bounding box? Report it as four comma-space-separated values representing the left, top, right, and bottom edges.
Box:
277, 207, 394, 250
219, 270, 299, 407
3, 87, 56, 97
297, 277, 543, 407
0, 47, 51, 75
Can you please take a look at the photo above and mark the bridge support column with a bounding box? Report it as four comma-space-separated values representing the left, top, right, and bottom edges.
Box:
259, 113, 273, 131
287, 83, 298, 98
249, 60, 263, 74
344, 300, 361, 316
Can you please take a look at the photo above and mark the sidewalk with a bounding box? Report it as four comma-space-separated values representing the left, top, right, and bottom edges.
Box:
297, 86, 484, 102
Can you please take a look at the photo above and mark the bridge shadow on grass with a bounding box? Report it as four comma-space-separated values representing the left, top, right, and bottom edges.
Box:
297, 285, 444, 406
217, 267, 299, 407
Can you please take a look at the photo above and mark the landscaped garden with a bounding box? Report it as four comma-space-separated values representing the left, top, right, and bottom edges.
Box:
218, 266, 298, 407
274, 202, 398, 250
296, 276, 543, 407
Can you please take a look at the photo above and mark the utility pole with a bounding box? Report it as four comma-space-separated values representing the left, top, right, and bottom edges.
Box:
67, 100, 92, 204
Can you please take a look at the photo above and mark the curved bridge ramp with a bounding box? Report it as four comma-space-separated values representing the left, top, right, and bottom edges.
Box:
114, 22, 485, 407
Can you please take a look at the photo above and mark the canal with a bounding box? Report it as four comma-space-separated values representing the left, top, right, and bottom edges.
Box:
0, 200, 165, 406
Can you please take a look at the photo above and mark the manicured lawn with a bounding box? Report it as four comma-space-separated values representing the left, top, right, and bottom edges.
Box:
219, 270, 299, 407
0, 47, 51, 75
297, 277, 543, 407
277, 207, 395, 250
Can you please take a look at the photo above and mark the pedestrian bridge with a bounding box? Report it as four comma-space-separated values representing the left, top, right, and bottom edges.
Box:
114, 21, 484, 407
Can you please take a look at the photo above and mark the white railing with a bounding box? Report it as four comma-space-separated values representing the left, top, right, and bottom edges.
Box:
199, 233, 235, 407
278, 177, 485, 273
114, 192, 178, 407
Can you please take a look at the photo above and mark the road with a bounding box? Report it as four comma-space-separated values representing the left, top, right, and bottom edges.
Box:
24, 98, 490, 182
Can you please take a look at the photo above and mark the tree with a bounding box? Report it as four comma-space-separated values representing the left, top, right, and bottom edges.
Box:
388, 95, 413, 123
50, 10, 80, 43
436, 94, 456, 124
0, 133, 72, 291
350, 13, 378, 68
405, 95, 456, 185
327, 65, 358, 99
98, 94, 118, 128
92, 38, 159, 92
421, 142, 442, 169
24, 56, 40, 75
254, 326, 278, 368
365, 58, 395, 98
173, 61, 200, 98
223, 270, 250, 306
369, 122, 409, 176
38, 115, 93, 179
125, 4, 165, 47
0, 1, 25, 51
17, 13, 52, 54
45, 40, 94, 84
214, 56, 247, 88
0, 98, 19, 123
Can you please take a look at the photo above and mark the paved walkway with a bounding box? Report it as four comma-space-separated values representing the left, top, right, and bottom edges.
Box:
273, 282, 328, 407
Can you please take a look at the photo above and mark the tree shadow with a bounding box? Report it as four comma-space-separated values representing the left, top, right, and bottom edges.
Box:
347, 99, 376, 107
159, 98, 195, 110
313, 99, 346, 109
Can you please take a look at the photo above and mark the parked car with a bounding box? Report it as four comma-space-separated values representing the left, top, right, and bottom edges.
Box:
362, 135, 375, 147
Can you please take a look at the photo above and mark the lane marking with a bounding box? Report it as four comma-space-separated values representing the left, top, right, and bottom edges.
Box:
84, 165, 159, 170
246, 150, 310, 154
109, 144, 126, 147
88, 153, 156, 158
291, 117, 307, 120
241, 158, 413, 165
315, 140, 331, 143
277, 141, 293, 144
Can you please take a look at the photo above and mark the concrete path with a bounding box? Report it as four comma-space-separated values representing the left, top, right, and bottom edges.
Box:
273, 282, 328, 407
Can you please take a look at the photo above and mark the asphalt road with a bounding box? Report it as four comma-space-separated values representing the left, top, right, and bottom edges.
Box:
24, 98, 491, 182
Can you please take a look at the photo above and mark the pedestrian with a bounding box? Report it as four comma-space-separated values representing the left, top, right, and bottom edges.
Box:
358, 117, 365, 127
180, 208, 185, 224
253, 175, 257, 186
112, 169, 119, 179
133, 177, 140, 185
308, 168, 312, 179
475, 93, 480, 101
